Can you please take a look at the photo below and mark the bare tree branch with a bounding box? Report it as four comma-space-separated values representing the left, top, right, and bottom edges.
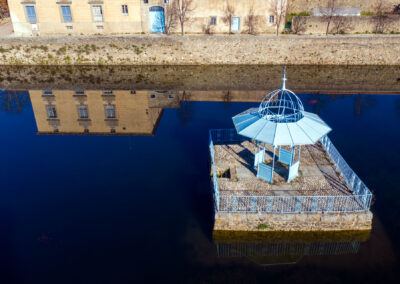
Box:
164, 2, 178, 35
223, 1, 235, 34
332, 16, 352, 34
292, 16, 307, 34
269, 0, 289, 36
373, 0, 392, 34
321, 0, 338, 35
171, 0, 195, 36
245, 4, 259, 34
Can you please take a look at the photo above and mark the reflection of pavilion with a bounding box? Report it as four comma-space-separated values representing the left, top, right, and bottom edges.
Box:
213, 230, 370, 266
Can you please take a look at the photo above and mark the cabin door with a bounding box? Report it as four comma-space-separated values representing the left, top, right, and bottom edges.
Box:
149, 6, 165, 33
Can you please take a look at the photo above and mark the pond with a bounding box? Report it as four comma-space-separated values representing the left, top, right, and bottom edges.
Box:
0, 66, 399, 283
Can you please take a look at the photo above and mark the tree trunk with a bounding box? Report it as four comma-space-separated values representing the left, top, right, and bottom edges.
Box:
326, 20, 331, 35
276, 24, 279, 36
181, 21, 184, 36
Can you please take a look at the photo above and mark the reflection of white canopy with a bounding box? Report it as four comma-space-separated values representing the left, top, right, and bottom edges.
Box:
232, 108, 332, 146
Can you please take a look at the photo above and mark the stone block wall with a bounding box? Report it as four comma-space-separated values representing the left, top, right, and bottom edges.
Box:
214, 211, 373, 231
293, 15, 400, 34
289, 0, 399, 14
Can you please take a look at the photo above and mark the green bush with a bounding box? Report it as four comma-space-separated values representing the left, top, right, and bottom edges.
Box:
287, 11, 310, 22
257, 223, 274, 230
361, 11, 374, 16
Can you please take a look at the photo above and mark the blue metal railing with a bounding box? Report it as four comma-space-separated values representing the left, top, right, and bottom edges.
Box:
209, 129, 372, 213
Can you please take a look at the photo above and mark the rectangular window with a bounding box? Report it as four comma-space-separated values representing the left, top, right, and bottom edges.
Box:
164, 0, 169, 3
143, 0, 149, 4
43, 90, 53, 95
210, 17, 216, 25
78, 105, 89, 119
25, 6, 37, 23
92, 5, 103, 22
105, 105, 116, 119
61, 6, 72, 22
46, 105, 57, 118
122, 5, 128, 15
269, 15, 274, 23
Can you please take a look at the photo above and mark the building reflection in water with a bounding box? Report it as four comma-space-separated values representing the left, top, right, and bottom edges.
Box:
28, 90, 266, 135
29, 89, 180, 135
25, 89, 385, 136
213, 230, 370, 266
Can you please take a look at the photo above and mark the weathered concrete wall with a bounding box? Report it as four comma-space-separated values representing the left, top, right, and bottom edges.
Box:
214, 211, 373, 231
0, 35, 400, 66
293, 15, 400, 35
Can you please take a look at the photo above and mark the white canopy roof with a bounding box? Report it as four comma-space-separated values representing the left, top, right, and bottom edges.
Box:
232, 108, 332, 146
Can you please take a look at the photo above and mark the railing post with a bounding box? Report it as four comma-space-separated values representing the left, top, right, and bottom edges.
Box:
251, 197, 257, 212
328, 196, 333, 212
296, 197, 302, 212
267, 197, 272, 213
311, 198, 317, 213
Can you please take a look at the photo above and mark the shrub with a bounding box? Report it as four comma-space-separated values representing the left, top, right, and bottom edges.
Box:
257, 223, 274, 230
361, 11, 374, 16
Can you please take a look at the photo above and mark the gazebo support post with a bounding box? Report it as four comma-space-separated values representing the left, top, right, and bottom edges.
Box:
298, 145, 301, 163
272, 145, 276, 180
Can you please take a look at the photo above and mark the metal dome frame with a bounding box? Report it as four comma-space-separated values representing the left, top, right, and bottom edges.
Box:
258, 69, 304, 123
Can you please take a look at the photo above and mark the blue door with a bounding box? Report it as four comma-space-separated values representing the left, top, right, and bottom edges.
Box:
149, 6, 165, 33
232, 17, 240, 32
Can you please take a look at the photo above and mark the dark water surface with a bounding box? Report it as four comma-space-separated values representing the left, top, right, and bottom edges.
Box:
1, 78, 400, 283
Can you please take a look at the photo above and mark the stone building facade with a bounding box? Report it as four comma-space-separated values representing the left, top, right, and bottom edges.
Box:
8, 0, 279, 36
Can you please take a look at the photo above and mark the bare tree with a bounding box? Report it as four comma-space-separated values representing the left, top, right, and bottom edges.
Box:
171, 0, 195, 36
0, 91, 30, 113
164, 2, 177, 35
269, 0, 289, 36
321, 0, 338, 35
291, 16, 307, 34
332, 16, 352, 34
245, 5, 259, 34
223, 1, 235, 34
373, 0, 392, 34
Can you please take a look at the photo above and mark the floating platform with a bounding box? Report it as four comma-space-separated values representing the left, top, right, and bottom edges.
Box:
209, 129, 373, 232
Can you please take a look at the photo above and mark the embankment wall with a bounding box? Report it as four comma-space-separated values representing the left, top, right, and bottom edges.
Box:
293, 15, 400, 35
0, 35, 400, 66
214, 211, 373, 231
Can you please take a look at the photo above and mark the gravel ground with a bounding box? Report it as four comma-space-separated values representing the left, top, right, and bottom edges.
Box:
214, 141, 351, 197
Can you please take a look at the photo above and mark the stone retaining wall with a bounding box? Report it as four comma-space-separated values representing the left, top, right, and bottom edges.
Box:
0, 35, 400, 65
289, 0, 398, 14
214, 211, 373, 231
293, 15, 400, 35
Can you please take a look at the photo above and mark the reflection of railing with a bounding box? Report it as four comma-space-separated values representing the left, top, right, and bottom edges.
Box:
216, 241, 360, 258
209, 129, 372, 213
